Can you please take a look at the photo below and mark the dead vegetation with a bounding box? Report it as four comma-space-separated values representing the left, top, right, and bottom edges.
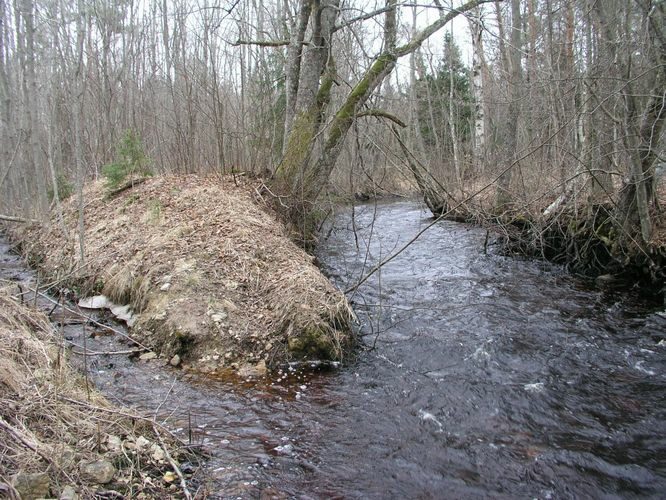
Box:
0, 287, 196, 499
8, 175, 354, 375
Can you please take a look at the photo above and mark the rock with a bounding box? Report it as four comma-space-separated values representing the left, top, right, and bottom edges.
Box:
153, 311, 168, 321
222, 299, 239, 312
210, 311, 228, 322
53, 444, 76, 468
224, 280, 239, 290
135, 435, 151, 451
254, 359, 267, 376
160, 282, 171, 291
78, 295, 109, 309
11, 472, 50, 500
109, 304, 135, 326
150, 443, 166, 462
238, 360, 267, 378
139, 351, 157, 361
60, 485, 79, 500
106, 435, 122, 452
79, 459, 116, 484
595, 273, 624, 288
169, 354, 181, 367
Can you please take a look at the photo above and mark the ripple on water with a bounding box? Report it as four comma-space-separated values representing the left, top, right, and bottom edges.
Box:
3, 205, 665, 498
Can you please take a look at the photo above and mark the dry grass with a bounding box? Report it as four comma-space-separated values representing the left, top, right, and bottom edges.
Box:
9, 175, 354, 374
0, 287, 194, 499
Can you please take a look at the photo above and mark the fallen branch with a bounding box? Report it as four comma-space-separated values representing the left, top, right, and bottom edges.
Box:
0, 214, 38, 223
105, 177, 149, 198
152, 423, 193, 500
22, 285, 151, 351
0, 418, 54, 465
69, 343, 144, 356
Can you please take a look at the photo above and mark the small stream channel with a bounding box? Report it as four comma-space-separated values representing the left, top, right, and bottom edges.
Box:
2, 201, 665, 498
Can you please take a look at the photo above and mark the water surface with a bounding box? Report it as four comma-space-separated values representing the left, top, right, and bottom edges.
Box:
2, 202, 664, 498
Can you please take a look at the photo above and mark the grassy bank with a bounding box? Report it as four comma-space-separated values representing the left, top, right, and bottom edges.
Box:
7, 174, 354, 375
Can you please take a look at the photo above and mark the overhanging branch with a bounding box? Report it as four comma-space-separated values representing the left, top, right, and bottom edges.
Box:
357, 109, 407, 127
231, 39, 291, 47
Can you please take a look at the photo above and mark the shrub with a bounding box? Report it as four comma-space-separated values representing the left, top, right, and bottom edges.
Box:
102, 129, 152, 190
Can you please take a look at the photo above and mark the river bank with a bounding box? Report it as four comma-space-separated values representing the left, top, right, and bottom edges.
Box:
5, 175, 354, 376
2, 201, 664, 497
414, 177, 666, 299
0, 243, 197, 499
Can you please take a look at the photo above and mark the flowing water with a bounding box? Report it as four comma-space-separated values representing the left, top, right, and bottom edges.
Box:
2, 201, 665, 499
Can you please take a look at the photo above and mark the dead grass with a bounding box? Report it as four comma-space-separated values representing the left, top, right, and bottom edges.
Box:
0, 287, 195, 499
9, 175, 354, 374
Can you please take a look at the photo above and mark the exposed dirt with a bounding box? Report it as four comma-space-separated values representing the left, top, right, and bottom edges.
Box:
7, 175, 354, 375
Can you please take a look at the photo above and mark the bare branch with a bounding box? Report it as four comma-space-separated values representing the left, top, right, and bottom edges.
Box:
231, 38, 290, 47
357, 109, 407, 127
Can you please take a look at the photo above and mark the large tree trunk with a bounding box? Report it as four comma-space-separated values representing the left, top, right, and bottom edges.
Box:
617, 1, 665, 243
273, 0, 496, 233
468, 7, 487, 172
588, 0, 619, 202
21, 0, 48, 215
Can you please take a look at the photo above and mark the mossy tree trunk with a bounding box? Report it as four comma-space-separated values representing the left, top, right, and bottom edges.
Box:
273, 0, 496, 235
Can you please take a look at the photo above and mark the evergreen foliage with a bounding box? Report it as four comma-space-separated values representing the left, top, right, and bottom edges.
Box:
102, 129, 152, 190
416, 34, 473, 152
48, 173, 74, 202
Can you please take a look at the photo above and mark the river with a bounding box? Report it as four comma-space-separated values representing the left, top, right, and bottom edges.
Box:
2, 201, 665, 498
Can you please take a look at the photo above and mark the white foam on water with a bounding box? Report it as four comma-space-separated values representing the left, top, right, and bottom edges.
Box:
524, 382, 545, 393
418, 409, 443, 431
634, 360, 656, 376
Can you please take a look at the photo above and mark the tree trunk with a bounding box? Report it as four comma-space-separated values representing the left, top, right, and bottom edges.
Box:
617, 1, 665, 243
274, 0, 495, 232
21, 0, 48, 214
495, 0, 522, 209
468, 7, 487, 172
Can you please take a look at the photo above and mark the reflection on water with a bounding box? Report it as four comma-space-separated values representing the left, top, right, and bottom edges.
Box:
2, 202, 665, 498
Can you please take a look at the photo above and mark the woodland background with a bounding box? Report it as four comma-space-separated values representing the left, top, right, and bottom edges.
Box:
0, 0, 663, 248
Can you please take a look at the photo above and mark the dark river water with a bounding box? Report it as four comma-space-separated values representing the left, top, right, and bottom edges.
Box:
2, 201, 666, 499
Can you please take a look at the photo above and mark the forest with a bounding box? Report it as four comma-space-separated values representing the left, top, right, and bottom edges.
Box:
0, 0, 663, 277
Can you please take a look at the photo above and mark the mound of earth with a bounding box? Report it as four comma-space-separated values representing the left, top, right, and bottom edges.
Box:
10, 175, 354, 374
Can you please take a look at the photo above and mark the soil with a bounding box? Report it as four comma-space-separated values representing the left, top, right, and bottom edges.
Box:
6, 174, 354, 376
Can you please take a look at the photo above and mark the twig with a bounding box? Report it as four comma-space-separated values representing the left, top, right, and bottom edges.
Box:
58, 396, 175, 436
0, 214, 38, 223
0, 418, 54, 465
69, 343, 144, 356
152, 423, 192, 500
